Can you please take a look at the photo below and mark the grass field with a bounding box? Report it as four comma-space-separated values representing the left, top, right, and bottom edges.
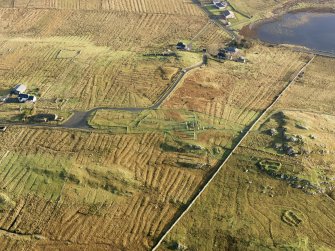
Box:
164, 44, 308, 126
0, 0, 203, 15
0, 126, 210, 250
160, 56, 335, 251
0, 42, 312, 250
0, 37, 182, 110
0, 3, 230, 121
0, 0, 334, 250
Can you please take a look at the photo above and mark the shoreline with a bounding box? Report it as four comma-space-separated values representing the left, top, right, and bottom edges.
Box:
239, 7, 335, 39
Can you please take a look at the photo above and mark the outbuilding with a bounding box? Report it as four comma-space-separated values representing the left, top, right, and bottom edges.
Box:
176, 42, 186, 50
11, 84, 27, 95
18, 93, 36, 103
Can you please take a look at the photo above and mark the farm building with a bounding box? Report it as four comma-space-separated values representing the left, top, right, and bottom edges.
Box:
176, 42, 190, 50
222, 10, 235, 19
11, 84, 27, 95
217, 51, 226, 59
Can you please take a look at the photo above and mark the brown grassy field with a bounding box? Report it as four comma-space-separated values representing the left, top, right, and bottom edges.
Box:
0, 2, 229, 119
1, 0, 334, 250
164, 44, 308, 126
0, 1, 226, 249
0, 0, 203, 15
0, 41, 312, 250
0, 38, 183, 110
0, 126, 211, 250
275, 56, 335, 114
160, 56, 335, 250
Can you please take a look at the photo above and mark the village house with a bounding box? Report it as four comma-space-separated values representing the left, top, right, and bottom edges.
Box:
222, 10, 235, 19
215, 2, 226, 9
224, 47, 240, 60
213, 0, 228, 9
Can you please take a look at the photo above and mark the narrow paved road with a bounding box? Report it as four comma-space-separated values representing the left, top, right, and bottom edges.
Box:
0, 60, 203, 130
62, 107, 146, 129
32, 60, 204, 130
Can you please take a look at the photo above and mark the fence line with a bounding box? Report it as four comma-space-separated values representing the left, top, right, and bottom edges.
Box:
151, 55, 316, 251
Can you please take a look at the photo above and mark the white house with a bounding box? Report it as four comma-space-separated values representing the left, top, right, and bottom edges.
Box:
213, 0, 228, 9
215, 2, 226, 9
222, 10, 235, 19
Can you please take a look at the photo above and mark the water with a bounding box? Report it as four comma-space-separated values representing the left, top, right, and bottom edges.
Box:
255, 12, 335, 53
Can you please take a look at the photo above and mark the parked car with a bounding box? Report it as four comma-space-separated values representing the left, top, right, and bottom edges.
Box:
18, 94, 36, 103
0, 126, 7, 132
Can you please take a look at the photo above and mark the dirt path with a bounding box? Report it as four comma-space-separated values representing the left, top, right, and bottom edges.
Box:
151, 55, 316, 251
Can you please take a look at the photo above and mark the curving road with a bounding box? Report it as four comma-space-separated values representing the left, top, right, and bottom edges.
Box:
57, 60, 204, 129
1, 0, 235, 132
1, 47, 206, 131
